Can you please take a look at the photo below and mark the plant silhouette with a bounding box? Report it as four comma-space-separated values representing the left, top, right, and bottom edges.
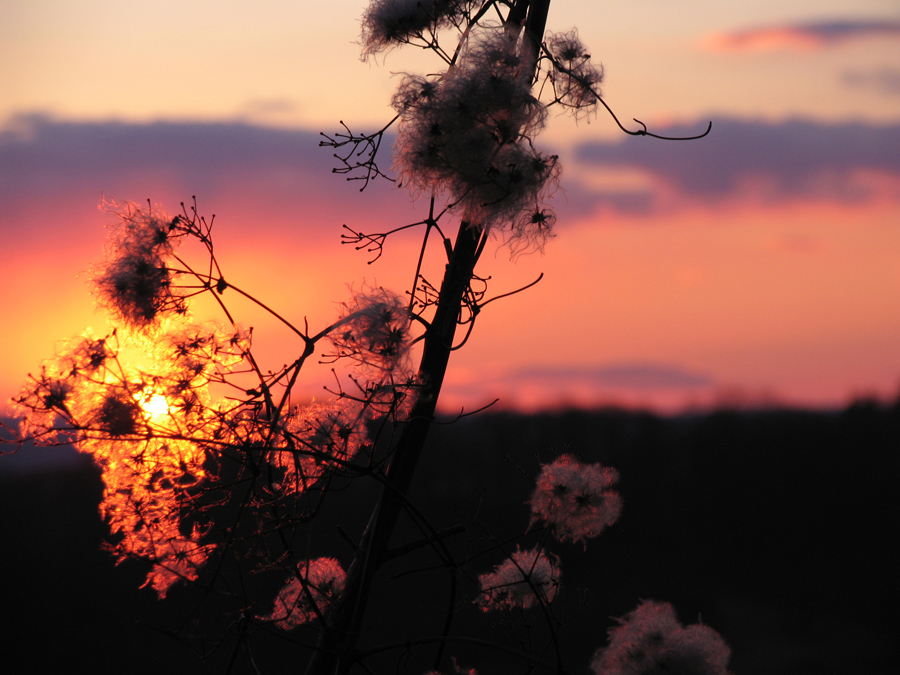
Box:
4, 2, 726, 674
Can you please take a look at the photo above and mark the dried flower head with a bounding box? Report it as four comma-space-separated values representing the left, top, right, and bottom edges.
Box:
262, 557, 347, 630
100, 199, 187, 257
361, 0, 476, 56
142, 532, 209, 599
529, 454, 622, 544
545, 29, 603, 118
392, 27, 558, 231
330, 287, 412, 377
271, 399, 371, 496
92, 390, 143, 436
591, 600, 733, 675
13, 366, 76, 441
475, 546, 560, 612
60, 334, 116, 376
506, 207, 557, 257
92, 202, 188, 331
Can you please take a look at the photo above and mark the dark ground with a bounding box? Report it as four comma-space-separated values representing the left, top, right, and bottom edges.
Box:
1, 401, 897, 674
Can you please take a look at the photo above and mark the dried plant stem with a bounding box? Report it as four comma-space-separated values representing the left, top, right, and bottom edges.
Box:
307, 3, 555, 672
306, 220, 481, 675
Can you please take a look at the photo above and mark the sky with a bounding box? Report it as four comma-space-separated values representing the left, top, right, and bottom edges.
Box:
2, 0, 900, 414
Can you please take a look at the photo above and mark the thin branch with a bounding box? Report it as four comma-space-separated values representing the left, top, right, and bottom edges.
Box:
541, 44, 712, 140
479, 273, 544, 309
319, 117, 399, 190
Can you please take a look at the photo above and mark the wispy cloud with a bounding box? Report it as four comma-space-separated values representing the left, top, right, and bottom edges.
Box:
702, 20, 900, 52
512, 364, 714, 390
438, 363, 718, 413
237, 98, 304, 126
842, 67, 900, 96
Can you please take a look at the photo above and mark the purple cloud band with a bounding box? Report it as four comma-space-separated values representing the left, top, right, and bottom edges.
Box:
3, 114, 899, 232
510, 364, 714, 390
573, 117, 900, 212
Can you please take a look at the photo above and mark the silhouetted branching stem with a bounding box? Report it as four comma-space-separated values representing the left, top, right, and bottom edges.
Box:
319, 118, 399, 190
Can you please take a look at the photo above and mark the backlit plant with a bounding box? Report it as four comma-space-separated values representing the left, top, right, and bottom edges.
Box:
6, 2, 726, 674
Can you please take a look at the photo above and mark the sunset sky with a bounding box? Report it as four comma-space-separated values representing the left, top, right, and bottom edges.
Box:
2, 0, 900, 413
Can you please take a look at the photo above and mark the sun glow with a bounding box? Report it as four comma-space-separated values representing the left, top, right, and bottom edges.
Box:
139, 391, 171, 417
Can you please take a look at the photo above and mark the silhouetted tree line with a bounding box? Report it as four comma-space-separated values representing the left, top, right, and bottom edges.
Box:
2, 399, 896, 674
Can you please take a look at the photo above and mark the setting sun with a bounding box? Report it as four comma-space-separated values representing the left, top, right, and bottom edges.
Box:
140, 392, 170, 417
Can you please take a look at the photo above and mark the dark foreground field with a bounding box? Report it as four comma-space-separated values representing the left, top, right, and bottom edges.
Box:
2, 402, 897, 674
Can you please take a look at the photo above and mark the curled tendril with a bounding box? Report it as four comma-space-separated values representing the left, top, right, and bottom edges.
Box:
623, 117, 712, 141
540, 41, 712, 141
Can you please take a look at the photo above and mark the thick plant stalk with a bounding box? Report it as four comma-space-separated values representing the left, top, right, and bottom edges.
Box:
306, 222, 480, 675
306, 2, 553, 673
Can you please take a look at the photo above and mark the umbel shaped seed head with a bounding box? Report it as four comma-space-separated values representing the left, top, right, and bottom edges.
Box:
591, 600, 733, 675
529, 454, 622, 544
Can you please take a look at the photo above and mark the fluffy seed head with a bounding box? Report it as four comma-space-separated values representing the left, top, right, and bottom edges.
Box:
392, 27, 558, 230
13, 366, 76, 441
144, 535, 208, 599
262, 557, 347, 630
361, 0, 476, 56
529, 454, 622, 544
93, 391, 143, 436
476, 547, 560, 612
330, 287, 412, 377
591, 600, 733, 675
544, 29, 603, 118
272, 399, 371, 495
92, 203, 188, 331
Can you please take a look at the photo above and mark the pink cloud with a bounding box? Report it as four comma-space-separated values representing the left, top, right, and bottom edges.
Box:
703, 20, 900, 53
